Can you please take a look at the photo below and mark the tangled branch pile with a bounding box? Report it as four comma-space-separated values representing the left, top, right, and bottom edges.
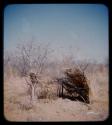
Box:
57, 68, 90, 103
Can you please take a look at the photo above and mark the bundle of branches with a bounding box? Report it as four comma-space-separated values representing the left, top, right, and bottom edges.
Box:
64, 68, 87, 88
57, 68, 90, 103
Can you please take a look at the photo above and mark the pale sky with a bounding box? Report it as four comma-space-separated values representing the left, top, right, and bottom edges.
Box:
4, 4, 108, 63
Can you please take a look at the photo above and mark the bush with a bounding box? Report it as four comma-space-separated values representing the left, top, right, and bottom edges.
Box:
26, 80, 57, 100
57, 68, 90, 103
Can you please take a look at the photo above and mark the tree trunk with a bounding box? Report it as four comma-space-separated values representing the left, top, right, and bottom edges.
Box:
31, 85, 36, 104
62, 83, 63, 98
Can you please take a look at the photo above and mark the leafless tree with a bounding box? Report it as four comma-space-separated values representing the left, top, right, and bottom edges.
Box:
16, 41, 51, 75
15, 41, 52, 103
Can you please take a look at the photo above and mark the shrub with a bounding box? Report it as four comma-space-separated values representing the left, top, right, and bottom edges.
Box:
57, 68, 90, 103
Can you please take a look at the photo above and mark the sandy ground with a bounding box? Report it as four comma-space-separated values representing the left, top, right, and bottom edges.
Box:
4, 98, 108, 122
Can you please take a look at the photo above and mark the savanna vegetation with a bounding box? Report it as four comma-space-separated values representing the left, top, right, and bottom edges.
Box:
4, 41, 109, 121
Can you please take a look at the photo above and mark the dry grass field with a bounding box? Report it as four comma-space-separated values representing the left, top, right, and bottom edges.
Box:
4, 63, 109, 121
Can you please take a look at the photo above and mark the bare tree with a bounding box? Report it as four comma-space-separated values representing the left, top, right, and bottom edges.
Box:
16, 41, 52, 104
16, 41, 51, 76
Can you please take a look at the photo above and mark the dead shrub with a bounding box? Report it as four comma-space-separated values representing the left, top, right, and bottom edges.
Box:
57, 68, 90, 103
37, 83, 58, 100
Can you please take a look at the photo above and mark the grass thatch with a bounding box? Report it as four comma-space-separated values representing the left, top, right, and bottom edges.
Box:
57, 68, 90, 103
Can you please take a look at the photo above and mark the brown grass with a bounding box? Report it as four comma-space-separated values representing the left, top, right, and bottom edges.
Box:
4, 65, 109, 121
